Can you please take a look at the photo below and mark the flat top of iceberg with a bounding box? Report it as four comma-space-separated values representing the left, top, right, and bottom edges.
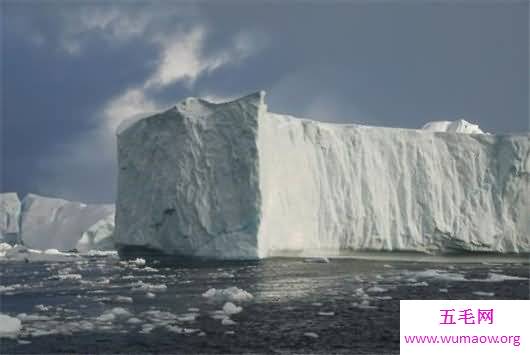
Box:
115, 91, 499, 137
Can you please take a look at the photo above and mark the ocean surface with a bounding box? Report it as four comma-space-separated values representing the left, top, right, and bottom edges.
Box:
1, 254, 529, 354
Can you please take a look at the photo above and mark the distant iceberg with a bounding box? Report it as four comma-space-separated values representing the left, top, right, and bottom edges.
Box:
76, 213, 115, 253
0, 193, 21, 244
114, 92, 530, 260
19, 194, 114, 250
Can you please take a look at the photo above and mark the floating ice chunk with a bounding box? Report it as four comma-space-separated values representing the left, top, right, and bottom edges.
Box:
486, 273, 527, 282
407, 269, 466, 282
131, 281, 167, 292
366, 286, 387, 293
352, 299, 377, 309
114, 296, 133, 304
132, 258, 146, 267
202, 287, 253, 303
34, 304, 50, 311
409, 281, 429, 287
166, 325, 183, 333
177, 313, 198, 322
145, 292, 156, 298
53, 273, 82, 281
166, 325, 200, 334
0, 284, 20, 293
110, 307, 132, 318
439, 288, 448, 293
142, 310, 177, 322
96, 307, 131, 323
304, 332, 319, 339
473, 291, 495, 297
188, 308, 200, 312
140, 324, 155, 334
127, 317, 142, 324
221, 318, 237, 326
96, 313, 115, 322
1, 245, 79, 262
222, 302, 242, 315
375, 296, 392, 300
16, 313, 52, 321
211, 312, 229, 320
0, 314, 21, 338
317, 311, 335, 316
85, 250, 118, 257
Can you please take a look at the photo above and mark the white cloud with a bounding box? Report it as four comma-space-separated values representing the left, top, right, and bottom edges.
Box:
102, 88, 160, 132
22, 5, 266, 202
144, 27, 206, 88
104, 26, 265, 131
144, 28, 266, 89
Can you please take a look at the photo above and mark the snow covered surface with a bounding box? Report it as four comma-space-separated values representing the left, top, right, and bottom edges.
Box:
0, 193, 21, 244
421, 119, 485, 134
76, 213, 115, 252
116, 92, 530, 259
20, 194, 114, 250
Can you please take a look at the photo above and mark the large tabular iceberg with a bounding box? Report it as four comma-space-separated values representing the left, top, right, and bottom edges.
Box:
0, 193, 21, 244
115, 92, 530, 260
20, 194, 114, 250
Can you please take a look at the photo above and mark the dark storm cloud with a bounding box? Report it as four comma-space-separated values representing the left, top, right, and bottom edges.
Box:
1, 1, 528, 203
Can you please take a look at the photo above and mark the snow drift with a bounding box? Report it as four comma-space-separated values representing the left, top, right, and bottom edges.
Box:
115, 92, 530, 259
20, 194, 114, 250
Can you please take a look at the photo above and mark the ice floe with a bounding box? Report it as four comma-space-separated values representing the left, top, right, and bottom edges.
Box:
222, 302, 242, 315
0, 314, 21, 338
202, 287, 253, 303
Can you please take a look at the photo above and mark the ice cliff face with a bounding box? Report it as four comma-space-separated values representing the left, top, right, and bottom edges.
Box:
116, 92, 530, 259
76, 213, 115, 252
20, 194, 114, 250
0, 193, 21, 244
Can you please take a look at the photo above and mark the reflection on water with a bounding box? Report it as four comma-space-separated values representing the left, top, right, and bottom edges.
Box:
1, 255, 528, 354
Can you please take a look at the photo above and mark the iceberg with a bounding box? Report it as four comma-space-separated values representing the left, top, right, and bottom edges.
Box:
0, 193, 20, 244
115, 92, 530, 260
76, 213, 115, 252
20, 194, 114, 250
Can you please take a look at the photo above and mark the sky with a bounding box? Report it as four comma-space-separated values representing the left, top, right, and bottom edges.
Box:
1, 0, 529, 203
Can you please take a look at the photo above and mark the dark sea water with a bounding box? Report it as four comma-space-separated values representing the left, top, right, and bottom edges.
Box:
1, 255, 529, 354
